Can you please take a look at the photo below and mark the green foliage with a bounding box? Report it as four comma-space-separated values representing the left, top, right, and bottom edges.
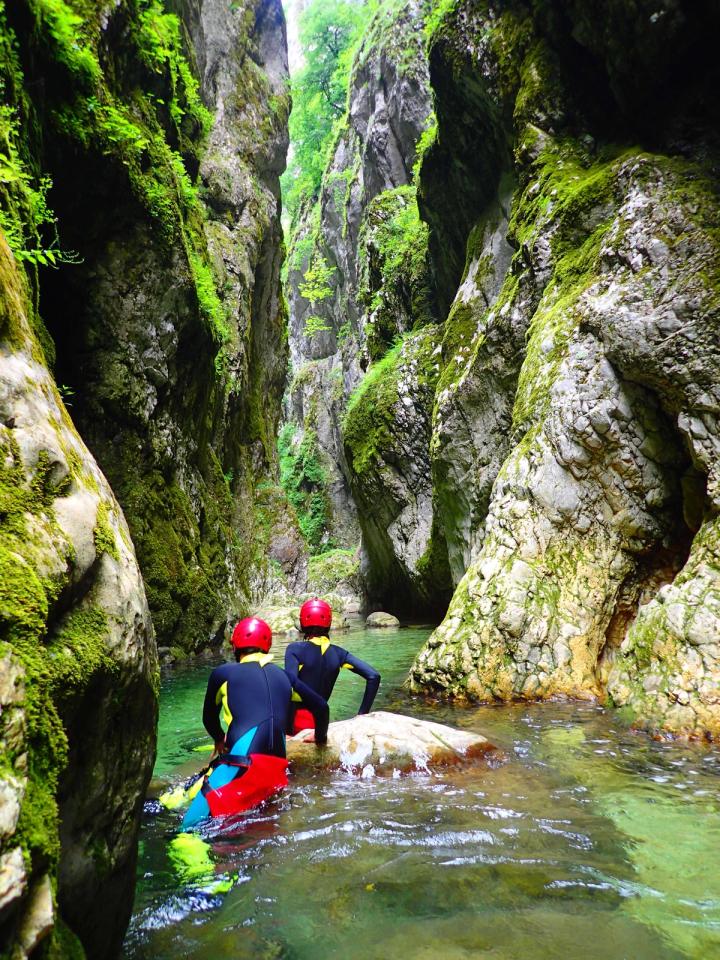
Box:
304, 314, 331, 336
299, 254, 335, 304
2, 0, 227, 349
365, 186, 428, 285
281, 0, 376, 223
136, 1, 212, 134
0, 100, 78, 268
412, 113, 437, 180
277, 422, 333, 553
28, 0, 101, 85
299, 253, 335, 338
188, 250, 230, 343
359, 185, 432, 359
423, 0, 457, 41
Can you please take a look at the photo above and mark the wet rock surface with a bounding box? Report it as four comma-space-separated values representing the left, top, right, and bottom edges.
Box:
287, 710, 497, 772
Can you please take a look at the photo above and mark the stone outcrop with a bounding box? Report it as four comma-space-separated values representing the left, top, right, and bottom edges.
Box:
287, 710, 496, 772
366, 612, 401, 629
284, 0, 435, 582
0, 237, 156, 958
404, 0, 720, 739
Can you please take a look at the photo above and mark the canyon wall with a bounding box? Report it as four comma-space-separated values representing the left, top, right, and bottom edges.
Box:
0, 0, 292, 954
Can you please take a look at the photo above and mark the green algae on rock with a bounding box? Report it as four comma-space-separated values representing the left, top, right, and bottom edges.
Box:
408, 0, 720, 739
344, 326, 452, 615
2, 0, 293, 655
0, 233, 156, 958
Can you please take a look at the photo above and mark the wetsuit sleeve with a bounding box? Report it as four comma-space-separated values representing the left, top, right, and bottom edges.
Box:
202, 667, 225, 743
291, 676, 330, 744
341, 651, 381, 715
284, 643, 302, 681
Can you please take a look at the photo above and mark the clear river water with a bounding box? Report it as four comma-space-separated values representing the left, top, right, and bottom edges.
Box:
124, 625, 720, 960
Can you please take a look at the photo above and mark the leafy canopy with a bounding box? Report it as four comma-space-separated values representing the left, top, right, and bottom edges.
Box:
281, 0, 376, 224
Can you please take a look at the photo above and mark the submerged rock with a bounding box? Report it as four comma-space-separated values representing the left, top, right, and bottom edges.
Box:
287, 711, 496, 772
366, 612, 401, 628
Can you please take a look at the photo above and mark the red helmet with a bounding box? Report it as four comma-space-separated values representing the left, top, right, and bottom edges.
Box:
231, 617, 272, 653
299, 597, 332, 629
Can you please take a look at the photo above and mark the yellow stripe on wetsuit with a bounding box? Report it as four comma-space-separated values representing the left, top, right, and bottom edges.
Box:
292, 636, 329, 700
216, 653, 274, 723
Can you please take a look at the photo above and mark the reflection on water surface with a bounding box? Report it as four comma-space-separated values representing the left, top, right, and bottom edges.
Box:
124, 625, 720, 959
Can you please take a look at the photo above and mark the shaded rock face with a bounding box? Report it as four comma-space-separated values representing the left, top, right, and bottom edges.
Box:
284, 0, 434, 566
344, 326, 452, 615
407, 0, 720, 738
26, 0, 291, 652
0, 238, 157, 958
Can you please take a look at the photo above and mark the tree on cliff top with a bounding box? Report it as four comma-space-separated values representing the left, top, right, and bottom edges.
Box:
282, 0, 376, 224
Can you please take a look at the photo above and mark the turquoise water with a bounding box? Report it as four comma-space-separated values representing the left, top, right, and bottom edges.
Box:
124, 626, 720, 959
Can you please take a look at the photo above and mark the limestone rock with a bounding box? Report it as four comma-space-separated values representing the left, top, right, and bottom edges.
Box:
254, 605, 300, 637
16, 874, 54, 957
9, 0, 292, 655
287, 711, 496, 772
407, 0, 720, 738
0, 236, 156, 957
344, 327, 452, 614
366, 612, 401, 629
0, 847, 26, 916
284, 0, 433, 569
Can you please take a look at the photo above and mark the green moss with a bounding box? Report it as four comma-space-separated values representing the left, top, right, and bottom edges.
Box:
415, 513, 451, 587
358, 185, 432, 358
308, 547, 360, 594
2, 0, 229, 359
423, 0, 457, 42
46, 916, 86, 959
343, 338, 405, 477
278, 423, 333, 553
93, 500, 120, 561
116, 458, 238, 650
506, 141, 623, 437
344, 327, 441, 479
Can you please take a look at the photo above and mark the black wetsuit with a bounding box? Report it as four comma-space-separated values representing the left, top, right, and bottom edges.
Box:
284, 638, 381, 717
202, 656, 329, 757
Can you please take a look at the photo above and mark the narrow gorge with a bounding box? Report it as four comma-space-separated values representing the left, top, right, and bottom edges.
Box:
0, 0, 719, 957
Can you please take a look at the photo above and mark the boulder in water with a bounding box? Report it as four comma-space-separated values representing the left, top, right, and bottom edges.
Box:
287, 711, 496, 773
366, 612, 400, 628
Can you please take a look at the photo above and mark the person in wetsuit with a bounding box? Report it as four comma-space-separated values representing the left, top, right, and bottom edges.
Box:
284, 598, 381, 736
182, 616, 329, 828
